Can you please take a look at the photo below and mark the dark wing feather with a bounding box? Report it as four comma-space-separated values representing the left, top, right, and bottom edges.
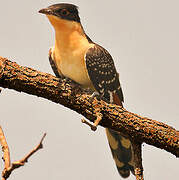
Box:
48, 48, 61, 78
85, 44, 124, 103
85, 44, 134, 178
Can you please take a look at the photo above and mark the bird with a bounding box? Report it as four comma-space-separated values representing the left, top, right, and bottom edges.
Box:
39, 3, 134, 178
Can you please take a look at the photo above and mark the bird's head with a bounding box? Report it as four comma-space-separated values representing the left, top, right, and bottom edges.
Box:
39, 3, 81, 31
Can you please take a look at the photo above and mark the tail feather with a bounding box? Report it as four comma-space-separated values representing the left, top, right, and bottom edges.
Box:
106, 128, 135, 178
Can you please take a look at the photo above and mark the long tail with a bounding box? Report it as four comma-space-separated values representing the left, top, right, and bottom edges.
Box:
106, 93, 135, 178
106, 129, 134, 178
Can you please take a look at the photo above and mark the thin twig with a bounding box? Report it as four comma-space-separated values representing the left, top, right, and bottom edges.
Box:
131, 141, 144, 180
1, 132, 46, 179
17, 133, 46, 164
0, 126, 11, 180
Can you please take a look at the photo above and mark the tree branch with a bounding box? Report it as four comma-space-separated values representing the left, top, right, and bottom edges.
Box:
1, 133, 46, 179
0, 124, 46, 179
131, 141, 144, 180
0, 56, 179, 157
0, 126, 10, 180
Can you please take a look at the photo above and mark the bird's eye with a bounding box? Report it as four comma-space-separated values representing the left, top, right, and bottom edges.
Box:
60, 9, 70, 16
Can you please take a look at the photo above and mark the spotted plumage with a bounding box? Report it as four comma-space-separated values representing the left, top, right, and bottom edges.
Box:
85, 44, 134, 177
106, 129, 135, 178
85, 44, 123, 103
40, 3, 134, 178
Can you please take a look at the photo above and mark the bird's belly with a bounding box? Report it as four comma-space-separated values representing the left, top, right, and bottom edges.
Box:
56, 54, 92, 88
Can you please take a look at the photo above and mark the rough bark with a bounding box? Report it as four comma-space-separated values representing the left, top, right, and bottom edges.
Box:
0, 56, 179, 157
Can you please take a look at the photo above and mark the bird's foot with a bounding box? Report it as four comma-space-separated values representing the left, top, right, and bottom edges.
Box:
81, 119, 97, 131
88, 91, 100, 104
81, 106, 103, 131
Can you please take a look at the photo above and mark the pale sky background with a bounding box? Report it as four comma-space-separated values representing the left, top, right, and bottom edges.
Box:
0, 0, 179, 179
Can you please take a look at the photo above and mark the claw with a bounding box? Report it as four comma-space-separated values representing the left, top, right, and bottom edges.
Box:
81, 119, 97, 131
81, 112, 102, 131
82, 92, 103, 131
89, 91, 100, 104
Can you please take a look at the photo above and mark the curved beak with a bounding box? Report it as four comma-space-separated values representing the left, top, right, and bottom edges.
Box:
39, 8, 53, 15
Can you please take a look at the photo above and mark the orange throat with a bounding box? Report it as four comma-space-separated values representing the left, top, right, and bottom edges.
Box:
47, 15, 91, 58
47, 15, 94, 88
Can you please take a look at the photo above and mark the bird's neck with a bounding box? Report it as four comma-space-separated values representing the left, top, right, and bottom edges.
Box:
47, 15, 92, 62
54, 27, 88, 52
49, 18, 89, 55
